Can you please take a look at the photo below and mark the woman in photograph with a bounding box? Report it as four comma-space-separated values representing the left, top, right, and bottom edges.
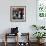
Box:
16, 11, 19, 18
20, 9, 24, 19
12, 8, 16, 19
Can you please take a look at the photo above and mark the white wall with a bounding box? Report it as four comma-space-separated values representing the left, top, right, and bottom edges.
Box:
0, 0, 37, 42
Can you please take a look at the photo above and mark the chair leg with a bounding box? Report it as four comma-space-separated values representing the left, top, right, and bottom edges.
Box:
4, 33, 7, 46
4, 41, 7, 46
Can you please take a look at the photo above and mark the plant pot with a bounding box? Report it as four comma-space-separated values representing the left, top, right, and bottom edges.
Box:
40, 38, 45, 43
37, 39, 40, 43
37, 39, 45, 44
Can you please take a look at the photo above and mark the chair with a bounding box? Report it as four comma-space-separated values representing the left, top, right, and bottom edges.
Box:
4, 27, 19, 46
18, 33, 30, 46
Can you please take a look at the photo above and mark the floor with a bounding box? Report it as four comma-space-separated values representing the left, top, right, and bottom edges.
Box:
0, 42, 46, 46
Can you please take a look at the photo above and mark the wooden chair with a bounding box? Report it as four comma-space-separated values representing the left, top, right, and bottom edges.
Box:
4, 33, 18, 46
20, 33, 30, 46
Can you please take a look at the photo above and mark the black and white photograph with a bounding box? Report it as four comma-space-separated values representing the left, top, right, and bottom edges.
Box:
10, 6, 26, 22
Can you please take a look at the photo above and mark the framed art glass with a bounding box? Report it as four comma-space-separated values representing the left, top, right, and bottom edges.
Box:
10, 6, 26, 22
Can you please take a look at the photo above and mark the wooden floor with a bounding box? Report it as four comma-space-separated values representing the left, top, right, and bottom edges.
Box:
0, 42, 46, 46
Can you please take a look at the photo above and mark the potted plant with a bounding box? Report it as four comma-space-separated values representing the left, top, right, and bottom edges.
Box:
32, 24, 45, 30
40, 26, 45, 29
32, 25, 39, 30
33, 32, 46, 43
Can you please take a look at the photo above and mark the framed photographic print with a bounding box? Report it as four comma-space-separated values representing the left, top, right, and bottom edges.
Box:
10, 6, 26, 22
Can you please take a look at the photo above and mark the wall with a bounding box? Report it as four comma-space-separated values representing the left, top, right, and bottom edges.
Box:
0, 0, 37, 42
